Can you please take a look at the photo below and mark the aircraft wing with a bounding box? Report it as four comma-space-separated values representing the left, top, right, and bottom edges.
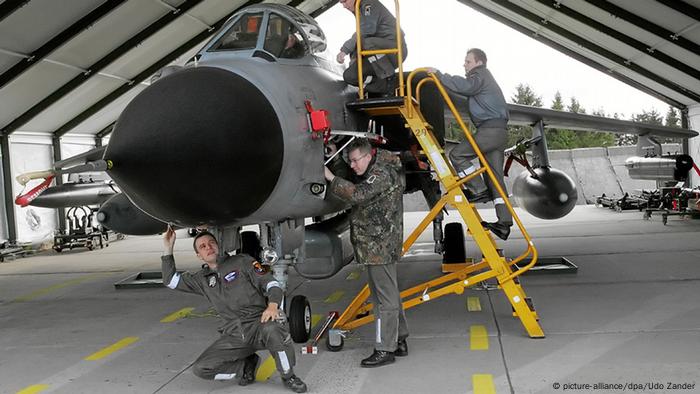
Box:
506, 103, 698, 139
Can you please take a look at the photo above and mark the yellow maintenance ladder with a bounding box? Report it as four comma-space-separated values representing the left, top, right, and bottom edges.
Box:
331, 0, 543, 339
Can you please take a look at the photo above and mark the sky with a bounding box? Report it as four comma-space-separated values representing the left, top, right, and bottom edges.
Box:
316, 0, 671, 119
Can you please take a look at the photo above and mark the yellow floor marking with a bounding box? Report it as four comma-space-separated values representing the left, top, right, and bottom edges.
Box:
467, 296, 482, 312
255, 356, 277, 382
16, 384, 49, 394
160, 307, 195, 323
473, 374, 496, 394
85, 337, 139, 361
324, 290, 345, 304
470, 325, 489, 351
346, 271, 360, 280
12, 273, 109, 302
311, 314, 323, 329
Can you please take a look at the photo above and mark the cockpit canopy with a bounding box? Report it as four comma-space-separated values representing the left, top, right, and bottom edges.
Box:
206, 4, 326, 59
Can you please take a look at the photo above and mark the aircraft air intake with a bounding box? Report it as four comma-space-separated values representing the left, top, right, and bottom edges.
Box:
104, 66, 284, 227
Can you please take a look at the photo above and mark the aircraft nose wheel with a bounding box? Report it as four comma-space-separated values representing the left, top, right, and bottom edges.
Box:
289, 295, 311, 343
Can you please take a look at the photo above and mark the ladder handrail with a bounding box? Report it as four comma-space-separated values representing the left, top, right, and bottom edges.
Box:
406, 68, 538, 279
353, 0, 405, 99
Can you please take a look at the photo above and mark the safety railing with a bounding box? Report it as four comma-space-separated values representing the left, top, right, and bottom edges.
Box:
405, 68, 538, 280
353, 0, 405, 98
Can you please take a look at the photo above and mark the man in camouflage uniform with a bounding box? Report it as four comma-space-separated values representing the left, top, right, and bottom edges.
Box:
324, 138, 409, 367
162, 228, 307, 393
336, 0, 408, 94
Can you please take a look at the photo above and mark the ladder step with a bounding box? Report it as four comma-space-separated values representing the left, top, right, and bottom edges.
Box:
346, 97, 405, 111
511, 297, 539, 320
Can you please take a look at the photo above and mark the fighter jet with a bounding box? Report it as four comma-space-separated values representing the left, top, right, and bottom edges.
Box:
14, 3, 698, 342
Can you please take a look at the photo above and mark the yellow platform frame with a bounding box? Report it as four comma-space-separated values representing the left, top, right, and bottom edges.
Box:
334, 0, 543, 338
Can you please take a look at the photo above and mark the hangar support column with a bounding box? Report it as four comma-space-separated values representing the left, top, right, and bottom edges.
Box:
1, 135, 17, 243
687, 104, 700, 187
52, 136, 66, 232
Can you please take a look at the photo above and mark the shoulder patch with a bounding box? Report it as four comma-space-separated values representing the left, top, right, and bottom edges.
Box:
224, 270, 238, 282
252, 261, 269, 275
366, 174, 377, 184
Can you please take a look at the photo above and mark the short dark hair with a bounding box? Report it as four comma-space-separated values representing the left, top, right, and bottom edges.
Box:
348, 138, 372, 156
467, 48, 487, 65
193, 230, 217, 253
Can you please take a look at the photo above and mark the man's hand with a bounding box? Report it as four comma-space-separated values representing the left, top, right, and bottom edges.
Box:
163, 226, 176, 255
261, 302, 279, 323
324, 166, 335, 182
336, 51, 346, 64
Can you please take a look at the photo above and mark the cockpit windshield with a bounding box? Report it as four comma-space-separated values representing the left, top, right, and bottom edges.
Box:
209, 12, 263, 52
264, 13, 307, 59
204, 5, 328, 57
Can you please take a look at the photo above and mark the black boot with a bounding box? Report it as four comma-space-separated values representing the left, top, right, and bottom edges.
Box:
282, 374, 308, 393
464, 189, 491, 203
482, 221, 511, 240
360, 349, 395, 367
238, 353, 259, 386
395, 339, 408, 357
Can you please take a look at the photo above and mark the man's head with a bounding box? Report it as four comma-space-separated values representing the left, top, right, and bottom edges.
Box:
464, 48, 487, 74
340, 0, 356, 12
347, 139, 374, 176
193, 231, 219, 265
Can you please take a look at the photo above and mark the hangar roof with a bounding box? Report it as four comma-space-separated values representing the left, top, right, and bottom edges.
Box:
0, 0, 698, 140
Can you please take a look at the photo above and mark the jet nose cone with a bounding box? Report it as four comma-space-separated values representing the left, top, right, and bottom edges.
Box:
105, 66, 283, 227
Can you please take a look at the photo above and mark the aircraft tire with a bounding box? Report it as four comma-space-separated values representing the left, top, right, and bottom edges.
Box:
443, 223, 466, 264
289, 295, 311, 343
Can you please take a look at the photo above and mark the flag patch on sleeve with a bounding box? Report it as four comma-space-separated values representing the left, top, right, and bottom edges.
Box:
224, 270, 238, 282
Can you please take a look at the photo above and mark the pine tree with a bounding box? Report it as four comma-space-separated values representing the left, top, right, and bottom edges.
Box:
511, 83, 543, 107
664, 106, 680, 128
507, 83, 543, 146
551, 91, 564, 110
567, 97, 585, 114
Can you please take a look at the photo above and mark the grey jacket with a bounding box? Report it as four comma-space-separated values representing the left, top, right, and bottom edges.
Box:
162, 253, 283, 338
329, 150, 405, 265
437, 65, 509, 128
341, 0, 405, 55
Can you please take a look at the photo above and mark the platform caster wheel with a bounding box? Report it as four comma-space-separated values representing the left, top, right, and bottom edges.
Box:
662, 214, 668, 225
289, 295, 311, 343
326, 334, 344, 352
187, 228, 198, 237
53, 246, 62, 253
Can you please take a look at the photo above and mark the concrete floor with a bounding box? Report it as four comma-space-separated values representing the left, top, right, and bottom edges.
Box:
1, 205, 699, 394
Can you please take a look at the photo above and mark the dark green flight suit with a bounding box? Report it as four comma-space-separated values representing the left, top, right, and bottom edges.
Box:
162, 253, 296, 381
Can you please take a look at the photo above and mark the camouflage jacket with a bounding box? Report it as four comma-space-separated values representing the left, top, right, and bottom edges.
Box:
330, 149, 405, 265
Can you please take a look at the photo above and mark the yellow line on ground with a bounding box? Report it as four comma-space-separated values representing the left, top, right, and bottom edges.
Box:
255, 356, 276, 382
16, 384, 49, 394
84, 337, 139, 361
467, 296, 482, 312
160, 307, 195, 323
470, 325, 489, 351
324, 290, 345, 304
12, 273, 109, 302
311, 314, 323, 329
472, 374, 496, 394
346, 271, 360, 280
